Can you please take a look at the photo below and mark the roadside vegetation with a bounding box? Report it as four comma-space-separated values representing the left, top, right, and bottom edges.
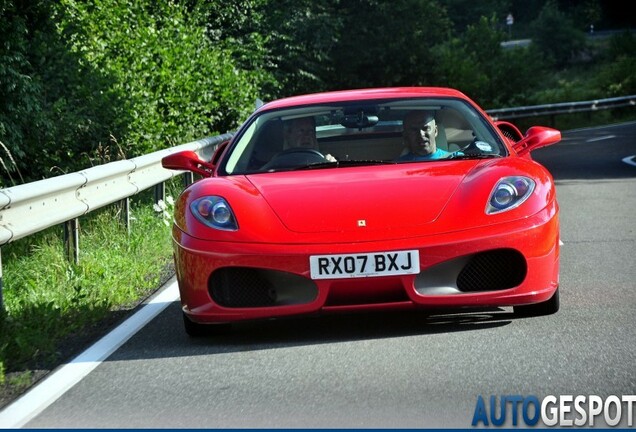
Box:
1, 0, 635, 403
0, 186, 177, 406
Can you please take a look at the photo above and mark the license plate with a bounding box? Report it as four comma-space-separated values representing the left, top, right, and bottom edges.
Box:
309, 250, 420, 280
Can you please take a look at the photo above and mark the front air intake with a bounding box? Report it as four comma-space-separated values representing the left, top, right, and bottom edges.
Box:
210, 268, 277, 307
209, 267, 318, 308
456, 249, 527, 292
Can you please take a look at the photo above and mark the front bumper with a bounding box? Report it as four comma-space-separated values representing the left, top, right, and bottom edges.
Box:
173, 204, 559, 323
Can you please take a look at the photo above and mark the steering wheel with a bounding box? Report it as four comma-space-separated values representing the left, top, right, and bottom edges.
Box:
278, 147, 326, 158
262, 147, 327, 170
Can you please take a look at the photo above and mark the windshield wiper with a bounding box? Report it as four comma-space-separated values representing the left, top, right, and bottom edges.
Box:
445, 153, 503, 160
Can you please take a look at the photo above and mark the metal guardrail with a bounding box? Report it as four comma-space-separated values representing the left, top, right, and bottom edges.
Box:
0, 94, 634, 310
0, 133, 233, 309
0, 133, 232, 246
486, 95, 636, 120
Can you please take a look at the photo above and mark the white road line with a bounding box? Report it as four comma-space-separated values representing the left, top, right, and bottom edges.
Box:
622, 155, 636, 167
0, 279, 180, 428
586, 135, 616, 142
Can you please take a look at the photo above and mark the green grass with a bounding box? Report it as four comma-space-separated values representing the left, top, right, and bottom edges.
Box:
0, 187, 177, 391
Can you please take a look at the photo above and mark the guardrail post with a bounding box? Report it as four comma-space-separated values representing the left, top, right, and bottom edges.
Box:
64, 218, 80, 265
154, 182, 165, 204
183, 172, 194, 187
121, 197, 131, 235
0, 248, 4, 313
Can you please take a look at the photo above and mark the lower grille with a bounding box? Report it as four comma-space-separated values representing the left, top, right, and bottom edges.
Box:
456, 249, 527, 292
209, 267, 317, 308
210, 268, 276, 307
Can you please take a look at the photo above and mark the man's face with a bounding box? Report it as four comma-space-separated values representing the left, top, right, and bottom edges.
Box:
404, 113, 438, 156
284, 118, 317, 149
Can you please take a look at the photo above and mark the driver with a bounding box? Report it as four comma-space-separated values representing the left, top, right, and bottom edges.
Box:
283, 117, 336, 162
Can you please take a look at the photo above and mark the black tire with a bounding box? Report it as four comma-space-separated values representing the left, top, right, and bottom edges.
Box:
182, 312, 231, 337
514, 288, 560, 317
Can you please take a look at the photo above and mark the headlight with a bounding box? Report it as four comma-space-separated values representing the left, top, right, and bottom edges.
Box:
486, 177, 535, 214
191, 196, 238, 230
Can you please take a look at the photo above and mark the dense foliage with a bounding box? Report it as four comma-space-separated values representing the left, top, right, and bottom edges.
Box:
0, 0, 634, 186
0, 0, 268, 186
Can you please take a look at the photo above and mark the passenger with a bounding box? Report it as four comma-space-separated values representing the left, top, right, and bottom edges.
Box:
397, 111, 450, 161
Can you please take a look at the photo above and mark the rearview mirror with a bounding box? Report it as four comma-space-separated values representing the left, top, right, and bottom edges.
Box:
340, 108, 379, 129
161, 150, 215, 177
513, 126, 561, 156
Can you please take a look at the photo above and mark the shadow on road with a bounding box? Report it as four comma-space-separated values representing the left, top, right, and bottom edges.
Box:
108, 301, 515, 361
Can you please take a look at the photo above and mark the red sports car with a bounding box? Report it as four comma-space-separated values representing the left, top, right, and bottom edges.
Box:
162, 87, 561, 336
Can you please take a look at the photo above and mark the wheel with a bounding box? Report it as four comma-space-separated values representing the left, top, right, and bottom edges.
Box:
182, 312, 231, 337
514, 288, 560, 317
262, 147, 327, 170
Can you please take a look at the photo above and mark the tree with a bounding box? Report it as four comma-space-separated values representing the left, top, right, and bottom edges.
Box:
0, 0, 272, 185
328, 0, 452, 89
0, 0, 124, 185
0, 0, 35, 184
258, 0, 342, 96
432, 15, 547, 107
443, 0, 512, 35
596, 32, 636, 96
57, 0, 270, 153
530, 0, 587, 67
190, 1, 276, 98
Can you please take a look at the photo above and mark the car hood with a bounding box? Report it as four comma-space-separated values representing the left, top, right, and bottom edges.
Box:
246, 164, 469, 233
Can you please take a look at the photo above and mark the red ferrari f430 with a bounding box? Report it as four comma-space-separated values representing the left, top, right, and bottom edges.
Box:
162, 87, 561, 336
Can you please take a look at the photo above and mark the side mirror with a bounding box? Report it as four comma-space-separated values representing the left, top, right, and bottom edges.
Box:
513, 126, 561, 156
161, 150, 215, 177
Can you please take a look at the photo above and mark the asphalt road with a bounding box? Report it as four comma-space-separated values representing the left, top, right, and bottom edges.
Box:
12, 122, 636, 428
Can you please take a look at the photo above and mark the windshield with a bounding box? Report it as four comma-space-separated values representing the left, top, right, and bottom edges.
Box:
221, 97, 506, 175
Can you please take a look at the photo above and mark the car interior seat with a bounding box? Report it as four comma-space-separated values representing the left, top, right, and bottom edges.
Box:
436, 108, 474, 152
